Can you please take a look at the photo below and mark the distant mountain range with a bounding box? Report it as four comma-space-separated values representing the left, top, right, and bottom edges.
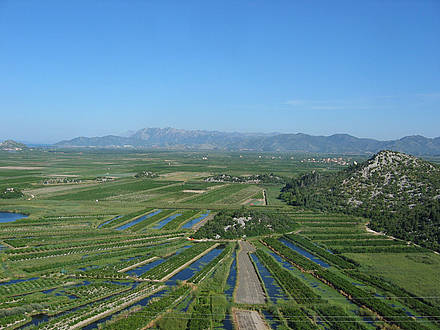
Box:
54, 127, 440, 156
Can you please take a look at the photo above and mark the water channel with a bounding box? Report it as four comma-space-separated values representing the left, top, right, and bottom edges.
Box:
82, 288, 168, 330
181, 211, 210, 229
0, 277, 39, 286
279, 238, 330, 268
166, 246, 224, 285
0, 212, 28, 223
250, 254, 288, 302
97, 215, 122, 228
115, 210, 162, 230
224, 256, 236, 300
153, 213, 182, 229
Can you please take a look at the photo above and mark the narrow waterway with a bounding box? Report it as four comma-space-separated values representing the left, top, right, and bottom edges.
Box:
181, 211, 210, 229
81, 288, 169, 330
0, 212, 28, 223
224, 256, 236, 300
166, 246, 224, 285
279, 238, 330, 268
115, 210, 162, 230
98, 215, 122, 228
250, 254, 288, 302
153, 213, 182, 229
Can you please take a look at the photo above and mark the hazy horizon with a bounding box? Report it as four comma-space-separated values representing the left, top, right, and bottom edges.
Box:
2, 126, 440, 146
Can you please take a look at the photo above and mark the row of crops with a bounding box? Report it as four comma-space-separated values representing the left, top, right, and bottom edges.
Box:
141, 242, 215, 280
36, 283, 163, 330
7, 238, 175, 262
293, 213, 428, 254
98, 208, 209, 232
0, 238, 234, 329
5, 234, 180, 256
1, 204, 437, 330
260, 234, 438, 330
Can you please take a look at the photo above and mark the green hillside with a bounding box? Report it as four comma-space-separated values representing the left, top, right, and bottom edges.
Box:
0, 140, 28, 150
281, 150, 440, 251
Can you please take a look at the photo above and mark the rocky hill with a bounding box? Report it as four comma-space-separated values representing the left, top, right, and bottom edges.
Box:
281, 150, 440, 250
0, 140, 28, 151
342, 151, 440, 209
55, 128, 440, 156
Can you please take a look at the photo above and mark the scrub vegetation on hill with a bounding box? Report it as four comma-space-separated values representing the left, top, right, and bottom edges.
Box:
280, 150, 440, 250
0, 188, 23, 199
192, 208, 297, 239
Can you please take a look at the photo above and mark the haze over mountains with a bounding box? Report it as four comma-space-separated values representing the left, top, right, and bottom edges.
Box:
55, 127, 440, 156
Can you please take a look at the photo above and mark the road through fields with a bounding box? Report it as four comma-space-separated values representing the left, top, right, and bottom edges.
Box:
235, 240, 266, 304
234, 309, 269, 330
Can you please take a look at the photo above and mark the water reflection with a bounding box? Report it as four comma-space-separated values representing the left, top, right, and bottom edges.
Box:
98, 215, 122, 228
250, 254, 288, 302
279, 238, 330, 268
82, 288, 168, 330
166, 247, 223, 285
224, 257, 236, 300
181, 211, 210, 229
153, 213, 182, 229
115, 210, 162, 230
0, 212, 28, 223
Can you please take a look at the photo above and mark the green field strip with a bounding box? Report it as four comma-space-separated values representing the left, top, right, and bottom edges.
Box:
183, 184, 249, 204
97, 284, 191, 330
4, 233, 182, 256
332, 245, 427, 253
255, 247, 376, 329
217, 185, 262, 205
259, 242, 434, 330
161, 209, 200, 230
284, 234, 358, 269
105, 208, 154, 229
7, 237, 174, 262
305, 233, 391, 240
140, 242, 215, 280
322, 239, 406, 246
148, 181, 221, 193
46, 179, 176, 201
130, 209, 176, 232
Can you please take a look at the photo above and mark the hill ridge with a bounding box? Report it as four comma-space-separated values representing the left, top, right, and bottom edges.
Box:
55, 128, 440, 156
0, 139, 28, 151
281, 150, 440, 250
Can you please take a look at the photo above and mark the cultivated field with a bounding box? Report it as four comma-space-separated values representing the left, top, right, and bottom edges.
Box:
0, 149, 439, 330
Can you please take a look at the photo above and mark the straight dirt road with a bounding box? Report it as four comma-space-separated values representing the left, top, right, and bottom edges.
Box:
234, 309, 269, 330
235, 240, 265, 304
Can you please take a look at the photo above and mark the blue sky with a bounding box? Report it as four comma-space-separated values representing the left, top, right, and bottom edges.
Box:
0, 0, 439, 143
